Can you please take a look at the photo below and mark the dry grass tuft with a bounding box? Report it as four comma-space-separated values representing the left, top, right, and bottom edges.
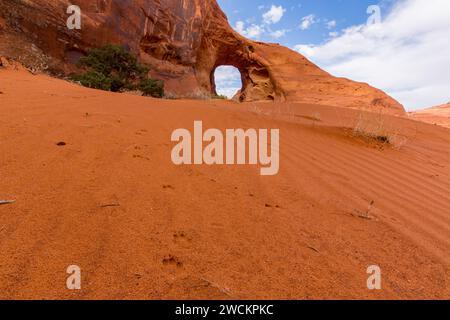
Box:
351, 110, 411, 149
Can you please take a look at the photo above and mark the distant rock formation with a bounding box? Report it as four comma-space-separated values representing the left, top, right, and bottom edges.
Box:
0, 0, 404, 114
410, 103, 450, 128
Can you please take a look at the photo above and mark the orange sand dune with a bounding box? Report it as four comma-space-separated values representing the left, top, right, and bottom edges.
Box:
410, 103, 450, 129
0, 68, 449, 299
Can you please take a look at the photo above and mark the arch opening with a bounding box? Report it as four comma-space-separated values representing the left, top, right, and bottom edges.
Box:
212, 65, 243, 100
209, 58, 276, 102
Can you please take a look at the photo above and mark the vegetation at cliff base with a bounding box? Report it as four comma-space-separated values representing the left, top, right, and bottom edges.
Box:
70, 44, 164, 98
138, 78, 165, 98
211, 94, 228, 100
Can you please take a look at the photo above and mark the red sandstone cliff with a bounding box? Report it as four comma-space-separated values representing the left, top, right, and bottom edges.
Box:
0, 0, 404, 114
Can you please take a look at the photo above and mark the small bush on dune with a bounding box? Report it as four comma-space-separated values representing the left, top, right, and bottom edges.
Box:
71, 71, 112, 91
353, 111, 391, 144
351, 110, 411, 149
70, 44, 164, 97
139, 78, 164, 98
77, 44, 148, 82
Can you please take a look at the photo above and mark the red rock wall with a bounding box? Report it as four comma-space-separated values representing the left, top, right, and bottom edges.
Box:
0, 0, 404, 114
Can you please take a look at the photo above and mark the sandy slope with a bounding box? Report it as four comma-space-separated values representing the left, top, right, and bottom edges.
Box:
0, 68, 449, 299
410, 103, 450, 129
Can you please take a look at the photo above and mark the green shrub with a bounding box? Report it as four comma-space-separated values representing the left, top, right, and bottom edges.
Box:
139, 79, 164, 98
70, 44, 164, 97
71, 71, 112, 91
77, 44, 148, 82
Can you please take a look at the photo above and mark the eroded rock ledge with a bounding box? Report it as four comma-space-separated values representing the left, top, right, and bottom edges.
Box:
0, 0, 404, 114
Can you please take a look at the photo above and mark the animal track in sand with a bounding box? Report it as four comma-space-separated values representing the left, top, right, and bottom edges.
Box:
132, 154, 150, 160
173, 231, 192, 243
162, 255, 183, 268
135, 129, 148, 136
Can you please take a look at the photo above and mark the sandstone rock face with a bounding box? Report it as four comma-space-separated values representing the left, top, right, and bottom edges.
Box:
0, 0, 404, 114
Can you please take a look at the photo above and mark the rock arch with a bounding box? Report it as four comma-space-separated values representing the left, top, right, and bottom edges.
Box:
199, 40, 278, 102
210, 56, 275, 102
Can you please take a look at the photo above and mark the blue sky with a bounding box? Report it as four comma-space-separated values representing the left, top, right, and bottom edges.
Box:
218, 0, 394, 46
215, 0, 450, 110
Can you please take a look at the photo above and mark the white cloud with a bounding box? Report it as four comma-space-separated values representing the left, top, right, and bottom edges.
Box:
293, 44, 316, 57
234, 21, 264, 39
246, 24, 264, 38
300, 14, 316, 30
235, 20, 246, 34
328, 31, 339, 38
326, 20, 337, 29
234, 5, 287, 39
263, 5, 286, 24
294, 0, 450, 110
270, 29, 287, 39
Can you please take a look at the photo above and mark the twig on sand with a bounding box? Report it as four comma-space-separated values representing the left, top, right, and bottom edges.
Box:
0, 200, 15, 205
352, 200, 375, 220
199, 277, 233, 297
100, 203, 120, 208
307, 245, 320, 253
359, 200, 375, 220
